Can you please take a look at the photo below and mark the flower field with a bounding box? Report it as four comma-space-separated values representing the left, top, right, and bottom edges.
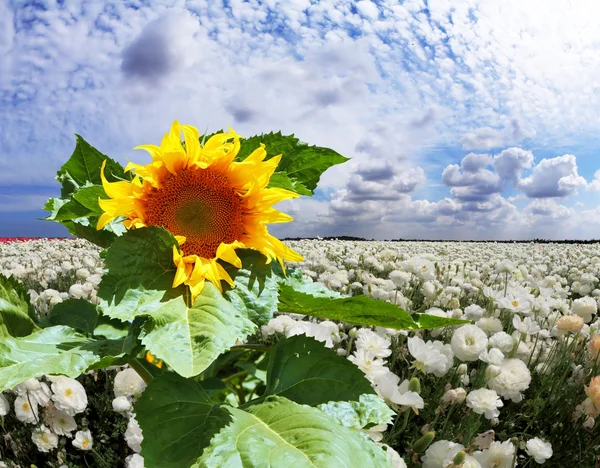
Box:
1, 238, 600, 467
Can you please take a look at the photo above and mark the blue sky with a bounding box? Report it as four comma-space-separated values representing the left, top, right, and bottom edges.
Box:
2, 0, 600, 240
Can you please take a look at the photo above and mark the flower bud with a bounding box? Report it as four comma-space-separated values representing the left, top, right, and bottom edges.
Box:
412, 431, 435, 453
454, 388, 467, 403
486, 365, 502, 379
409, 377, 421, 393
583, 416, 595, 429
589, 335, 600, 360
349, 327, 357, 338
457, 363, 468, 375
452, 450, 467, 466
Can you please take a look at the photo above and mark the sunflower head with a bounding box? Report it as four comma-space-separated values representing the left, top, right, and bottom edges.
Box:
97, 121, 303, 299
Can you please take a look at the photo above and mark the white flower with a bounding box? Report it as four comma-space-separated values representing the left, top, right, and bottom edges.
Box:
408, 336, 454, 377
125, 416, 144, 453
487, 359, 532, 402
355, 328, 392, 358
474, 440, 515, 468
14, 378, 52, 406
348, 349, 388, 380
51, 376, 88, 416
572, 297, 597, 323
0, 393, 9, 416
476, 317, 503, 335
479, 348, 505, 366
125, 454, 145, 468
464, 304, 485, 321
466, 389, 504, 420
451, 325, 489, 362
421, 440, 464, 468
389, 270, 412, 287
113, 396, 133, 413
73, 429, 93, 451
261, 315, 299, 338
31, 425, 58, 453
14, 395, 38, 423
374, 372, 424, 409
383, 444, 407, 468
114, 368, 147, 399
525, 437, 553, 464
489, 332, 515, 353
44, 403, 77, 436
513, 315, 540, 335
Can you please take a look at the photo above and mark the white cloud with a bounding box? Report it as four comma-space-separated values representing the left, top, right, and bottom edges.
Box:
519, 154, 587, 198
587, 169, 600, 191
493, 148, 534, 183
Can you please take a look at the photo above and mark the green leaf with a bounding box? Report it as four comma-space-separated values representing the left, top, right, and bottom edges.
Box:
45, 299, 98, 334
47, 185, 107, 222
236, 132, 349, 195
223, 268, 278, 327
98, 226, 184, 321
278, 268, 341, 298
277, 284, 468, 330
0, 325, 135, 391
135, 373, 231, 468
56, 134, 130, 197
62, 219, 118, 249
267, 172, 312, 196
0, 274, 38, 337
197, 396, 391, 468
317, 394, 396, 431
139, 283, 256, 378
261, 335, 375, 406
412, 313, 470, 328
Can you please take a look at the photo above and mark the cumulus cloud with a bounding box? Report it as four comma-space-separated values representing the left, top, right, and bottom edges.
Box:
493, 148, 534, 183
519, 154, 587, 198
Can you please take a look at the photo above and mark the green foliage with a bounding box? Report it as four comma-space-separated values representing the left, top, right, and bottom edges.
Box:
318, 394, 396, 431
236, 132, 349, 196
196, 396, 391, 468
277, 284, 468, 330
0, 325, 134, 392
43, 135, 131, 248
0, 274, 38, 337
223, 268, 279, 327
98, 226, 185, 321
136, 373, 232, 468
261, 335, 375, 406
139, 284, 256, 378
44, 298, 99, 334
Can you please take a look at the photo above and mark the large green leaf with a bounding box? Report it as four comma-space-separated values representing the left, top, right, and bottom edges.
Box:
277, 284, 467, 330
278, 268, 341, 298
0, 325, 135, 391
46, 185, 106, 222
136, 373, 231, 468
62, 219, 118, 249
139, 283, 256, 378
223, 268, 278, 327
56, 134, 130, 197
0, 275, 38, 337
98, 226, 185, 321
196, 396, 391, 467
261, 335, 375, 406
44, 299, 99, 335
236, 132, 349, 195
318, 394, 396, 432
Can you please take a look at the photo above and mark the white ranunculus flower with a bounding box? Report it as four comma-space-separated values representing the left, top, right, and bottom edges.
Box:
476, 317, 503, 335
572, 297, 598, 323
408, 336, 454, 377
487, 359, 531, 402
382, 444, 407, 468
479, 348, 505, 366
125, 454, 145, 468
466, 388, 504, 419
489, 332, 515, 353
464, 304, 485, 321
374, 372, 424, 409
474, 440, 515, 468
512, 315, 540, 335
112, 396, 133, 413
51, 376, 88, 416
451, 325, 489, 362
14, 395, 39, 423
526, 437, 553, 464
73, 429, 93, 451
44, 403, 77, 436
125, 416, 144, 453
0, 393, 9, 416
348, 349, 389, 381
31, 425, 59, 453
114, 368, 147, 399
355, 328, 392, 358
421, 440, 464, 468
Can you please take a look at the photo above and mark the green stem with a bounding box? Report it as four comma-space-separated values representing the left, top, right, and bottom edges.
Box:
129, 358, 154, 384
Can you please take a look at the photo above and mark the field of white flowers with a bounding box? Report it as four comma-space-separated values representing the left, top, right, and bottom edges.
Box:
2, 238, 600, 467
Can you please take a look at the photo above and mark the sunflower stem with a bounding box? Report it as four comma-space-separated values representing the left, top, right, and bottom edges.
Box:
129, 358, 154, 384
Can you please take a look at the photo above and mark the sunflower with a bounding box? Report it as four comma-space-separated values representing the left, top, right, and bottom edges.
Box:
97, 121, 303, 299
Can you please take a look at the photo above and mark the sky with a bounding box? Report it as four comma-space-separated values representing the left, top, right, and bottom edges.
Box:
2, 0, 600, 240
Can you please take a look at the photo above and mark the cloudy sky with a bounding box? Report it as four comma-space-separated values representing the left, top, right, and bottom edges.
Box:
2, 0, 600, 240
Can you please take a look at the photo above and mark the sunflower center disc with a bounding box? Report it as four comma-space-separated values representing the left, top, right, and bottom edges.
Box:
144, 168, 245, 258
